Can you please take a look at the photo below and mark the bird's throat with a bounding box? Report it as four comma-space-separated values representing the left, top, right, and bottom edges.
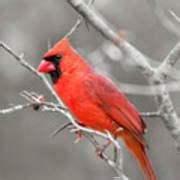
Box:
49, 68, 62, 84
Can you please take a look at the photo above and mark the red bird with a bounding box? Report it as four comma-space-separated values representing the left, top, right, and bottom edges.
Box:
37, 38, 156, 180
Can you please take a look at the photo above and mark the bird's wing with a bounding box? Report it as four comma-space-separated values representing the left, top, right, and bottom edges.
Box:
84, 73, 147, 142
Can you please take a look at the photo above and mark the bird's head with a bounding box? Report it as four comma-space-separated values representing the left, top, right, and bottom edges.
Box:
38, 38, 91, 84
37, 38, 75, 84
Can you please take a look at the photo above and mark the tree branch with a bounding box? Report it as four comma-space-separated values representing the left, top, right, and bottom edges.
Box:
158, 42, 180, 79
140, 111, 161, 118
67, 0, 154, 78
0, 103, 33, 114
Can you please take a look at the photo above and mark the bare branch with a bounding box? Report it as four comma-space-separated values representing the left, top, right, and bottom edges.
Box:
0, 103, 33, 114
67, 0, 154, 78
65, 0, 94, 38
151, 80, 180, 146
158, 42, 180, 79
0, 91, 67, 115
49, 122, 72, 137
140, 111, 161, 117
65, 15, 83, 38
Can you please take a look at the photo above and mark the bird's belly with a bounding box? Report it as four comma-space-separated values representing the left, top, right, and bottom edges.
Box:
72, 104, 112, 132
54, 79, 118, 133
68, 99, 118, 133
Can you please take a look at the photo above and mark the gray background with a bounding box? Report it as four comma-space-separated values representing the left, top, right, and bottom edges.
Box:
0, 0, 180, 180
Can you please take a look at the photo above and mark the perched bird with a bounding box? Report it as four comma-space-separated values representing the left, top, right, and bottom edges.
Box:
37, 38, 156, 180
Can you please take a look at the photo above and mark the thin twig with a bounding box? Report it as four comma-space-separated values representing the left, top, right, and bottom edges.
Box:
140, 111, 161, 117
0, 103, 33, 114
66, 15, 83, 38
158, 42, 180, 79
65, 0, 94, 38
49, 122, 72, 137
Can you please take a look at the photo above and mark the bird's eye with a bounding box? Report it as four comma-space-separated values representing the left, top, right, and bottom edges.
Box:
45, 54, 62, 62
55, 54, 62, 59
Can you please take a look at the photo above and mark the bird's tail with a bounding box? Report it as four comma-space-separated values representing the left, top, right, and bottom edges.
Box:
123, 133, 157, 180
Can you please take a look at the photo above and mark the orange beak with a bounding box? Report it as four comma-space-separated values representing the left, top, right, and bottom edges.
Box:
37, 60, 56, 73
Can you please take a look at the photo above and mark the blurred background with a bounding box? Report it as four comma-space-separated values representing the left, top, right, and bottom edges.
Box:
0, 0, 180, 180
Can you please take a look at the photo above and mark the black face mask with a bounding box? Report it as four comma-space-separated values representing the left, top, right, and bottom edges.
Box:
45, 54, 62, 84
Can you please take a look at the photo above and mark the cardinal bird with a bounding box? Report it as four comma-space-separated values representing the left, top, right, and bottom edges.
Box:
37, 38, 156, 180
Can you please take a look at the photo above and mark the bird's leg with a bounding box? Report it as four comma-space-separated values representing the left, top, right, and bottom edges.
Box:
74, 130, 83, 143
96, 140, 112, 159
96, 138, 120, 161
113, 141, 118, 163
102, 140, 112, 152
113, 128, 123, 163
69, 122, 85, 143
96, 129, 121, 159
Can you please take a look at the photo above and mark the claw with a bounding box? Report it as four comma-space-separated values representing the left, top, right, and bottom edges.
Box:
95, 147, 104, 159
74, 130, 83, 144
95, 140, 112, 159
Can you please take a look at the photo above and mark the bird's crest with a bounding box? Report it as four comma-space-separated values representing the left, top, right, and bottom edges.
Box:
43, 38, 71, 59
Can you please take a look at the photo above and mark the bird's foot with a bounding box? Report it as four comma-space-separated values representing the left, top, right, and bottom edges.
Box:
73, 130, 83, 144
95, 140, 111, 159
